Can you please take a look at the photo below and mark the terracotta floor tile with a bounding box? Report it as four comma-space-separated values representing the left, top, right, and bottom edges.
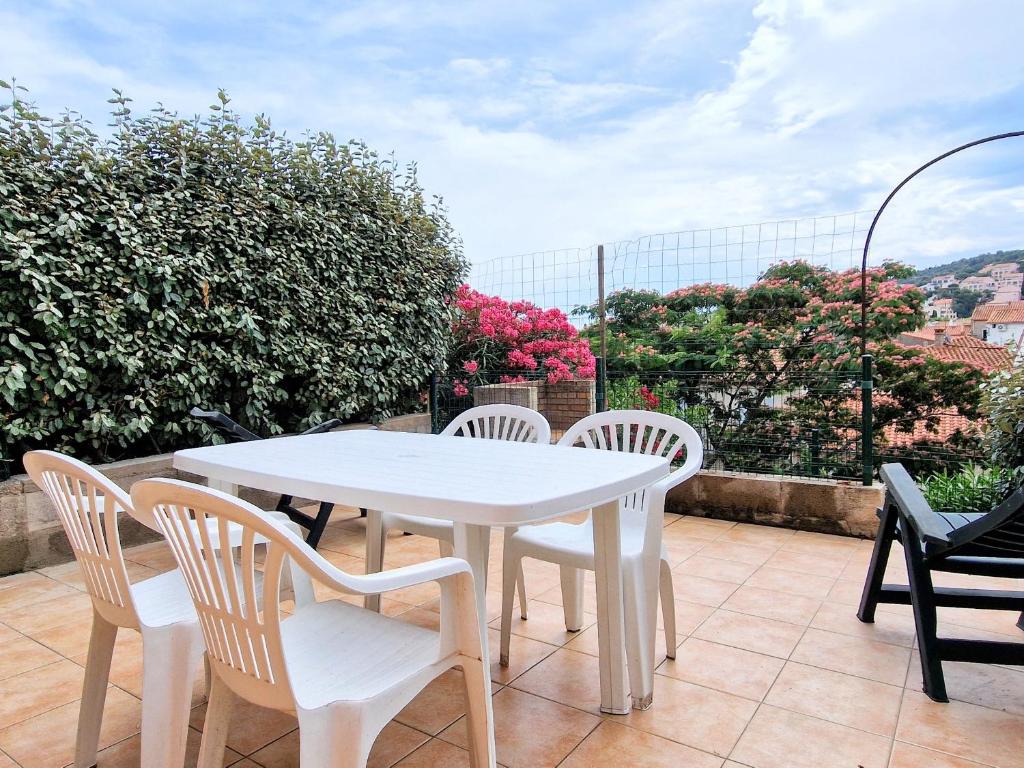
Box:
905, 652, 1024, 716
721, 586, 820, 626
510, 648, 603, 714
662, 540, 707, 566
696, 541, 777, 567
487, 598, 595, 646
791, 628, 911, 685
744, 566, 835, 599
673, 556, 760, 585
781, 531, 860, 558
665, 519, 731, 543
621, 674, 757, 757
0, 578, 78, 615
189, 697, 297, 755
937, 607, 1024, 638
896, 689, 1024, 767
2, 592, 96, 636
719, 525, 795, 548
0, 752, 14, 768
560, 720, 722, 768
440, 686, 599, 768
0, 628, 62, 680
393, 738, 476, 768
692, 609, 804, 659
0, 660, 86, 727
766, 661, 903, 736
659, 638, 784, 701
810, 601, 917, 648
563, 622, 670, 663
534, 582, 598, 614
92, 726, 242, 767
671, 575, 740, 608
395, 669, 479, 736
661, 598, 718, 635
731, 704, 891, 768
485, 627, 557, 685
123, 541, 178, 572
762, 550, 846, 579
0, 686, 140, 768
888, 741, 993, 768
250, 721, 429, 768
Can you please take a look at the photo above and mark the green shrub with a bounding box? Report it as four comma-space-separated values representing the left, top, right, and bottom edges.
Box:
1, 85, 465, 471
920, 465, 1012, 514
982, 365, 1024, 484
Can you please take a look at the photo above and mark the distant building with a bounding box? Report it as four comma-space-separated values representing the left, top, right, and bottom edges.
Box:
921, 273, 957, 292
924, 296, 956, 320
986, 262, 1022, 285
958, 275, 997, 293
971, 300, 1024, 345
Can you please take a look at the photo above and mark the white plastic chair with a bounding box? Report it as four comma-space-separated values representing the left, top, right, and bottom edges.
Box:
366, 404, 551, 614
24, 450, 207, 768
131, 477, 496, 768
23, 450, 313, 768
498, 410, 703, 701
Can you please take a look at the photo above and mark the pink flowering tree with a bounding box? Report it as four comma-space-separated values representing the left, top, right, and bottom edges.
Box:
578, 261, 985, 476
447, 285, 596, 397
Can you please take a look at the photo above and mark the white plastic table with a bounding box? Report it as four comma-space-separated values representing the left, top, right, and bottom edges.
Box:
173, 429, 669, 715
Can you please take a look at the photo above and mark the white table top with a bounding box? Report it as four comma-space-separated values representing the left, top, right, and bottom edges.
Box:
173, 430, 669, 525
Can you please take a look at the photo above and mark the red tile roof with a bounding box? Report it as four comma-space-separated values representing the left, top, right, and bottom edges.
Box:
882, 409, 981, 449
924, 336, 1012, 372
971, 300, 1024, 322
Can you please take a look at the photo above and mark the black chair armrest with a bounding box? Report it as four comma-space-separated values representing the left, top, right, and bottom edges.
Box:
299, 419, 345, 436
879, 463, 953, 547
189, 407, 262, 443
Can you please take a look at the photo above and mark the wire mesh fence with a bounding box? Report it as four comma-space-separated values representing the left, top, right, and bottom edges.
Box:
451, 211, 1004, 484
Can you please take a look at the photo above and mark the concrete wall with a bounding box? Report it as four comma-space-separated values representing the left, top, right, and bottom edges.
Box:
667, 469, 883, 538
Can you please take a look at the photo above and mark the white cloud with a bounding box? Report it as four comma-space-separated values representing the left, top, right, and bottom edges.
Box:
1, 0, 1022, 278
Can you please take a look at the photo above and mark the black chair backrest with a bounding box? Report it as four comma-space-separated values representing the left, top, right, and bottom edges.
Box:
189, 407, 262, 443
946, 487, 1024, 559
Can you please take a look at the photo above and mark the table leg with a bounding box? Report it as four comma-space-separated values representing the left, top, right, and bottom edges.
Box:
592, 499, 630, 715
365, 509, 384, 612
207, 478, 239, 496
453, 522, 496, 768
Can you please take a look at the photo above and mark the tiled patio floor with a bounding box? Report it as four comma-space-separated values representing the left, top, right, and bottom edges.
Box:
0, 511, 1022, 767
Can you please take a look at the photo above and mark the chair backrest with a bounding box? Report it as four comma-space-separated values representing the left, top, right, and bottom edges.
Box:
443, 404, 551, 445
558, 410, 704, 530
130, 478, 296, 710
23, 450, 139, 627
946, 486, 1024, 558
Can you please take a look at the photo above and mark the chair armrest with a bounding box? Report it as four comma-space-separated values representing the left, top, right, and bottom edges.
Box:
879, 463, 952, 547
189, 407, 261, 443
278, 527, 472, 597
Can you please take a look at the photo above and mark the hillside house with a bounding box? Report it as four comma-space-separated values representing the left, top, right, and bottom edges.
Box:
971, 299, 1024, 345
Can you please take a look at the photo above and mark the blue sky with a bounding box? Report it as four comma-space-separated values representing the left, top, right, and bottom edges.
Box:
3, 0, 1024, 272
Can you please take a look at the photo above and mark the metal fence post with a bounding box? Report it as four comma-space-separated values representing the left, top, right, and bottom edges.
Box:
861, 354, 874, 485
429, 371, 440, 434
597, 244, 608, 412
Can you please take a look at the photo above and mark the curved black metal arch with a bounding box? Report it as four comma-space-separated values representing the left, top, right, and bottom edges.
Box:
859, 130, 1024, 355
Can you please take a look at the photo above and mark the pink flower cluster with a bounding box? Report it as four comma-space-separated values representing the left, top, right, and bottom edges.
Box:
451, 285, 597, 382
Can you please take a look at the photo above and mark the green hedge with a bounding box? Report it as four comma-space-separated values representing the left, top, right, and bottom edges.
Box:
1, 86, 465, 472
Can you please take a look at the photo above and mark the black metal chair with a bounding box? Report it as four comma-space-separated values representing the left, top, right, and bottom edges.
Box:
858, 462, 1024, 701
188, 407, 363, 550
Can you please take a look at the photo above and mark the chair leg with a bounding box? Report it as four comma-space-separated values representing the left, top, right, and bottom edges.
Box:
500, 547, 519, 667
197, 673, 235, 768
516, 561, 529, 620
623, 559, 658, 710
858, 496, 897, 623
297, 706, 376, 768
560, 566, 585, 632
75, 612, 117, 768
304, 502, 334, 550
140, 625, 205, 768
461, 658, 497, 768
364, 510, 386, 612
902, 520, 948, 702
660, 558, 677, 660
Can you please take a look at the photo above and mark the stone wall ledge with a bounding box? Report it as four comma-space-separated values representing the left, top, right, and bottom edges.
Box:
667, 469, 883, 538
